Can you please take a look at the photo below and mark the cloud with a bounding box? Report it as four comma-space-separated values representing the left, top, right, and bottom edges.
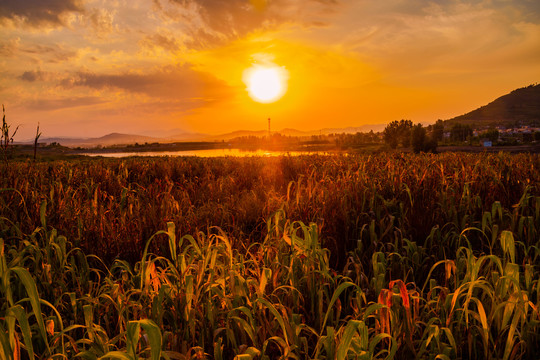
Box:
26, 96, 105, 111
336, 0, 540, 72
0, 38, 20, 57
84, 8, 117, 37
139, 31, 184, 53
19, 70, 49, 82
20, 43, 78, 63
156, 0, 342, 48
62, 64, 232, 102
0, 0, 84, 27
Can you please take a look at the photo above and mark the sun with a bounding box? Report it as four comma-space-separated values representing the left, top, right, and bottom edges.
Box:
243, 64, 288, 103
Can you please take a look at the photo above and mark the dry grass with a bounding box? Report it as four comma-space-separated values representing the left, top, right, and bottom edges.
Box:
1, 153, 539, 359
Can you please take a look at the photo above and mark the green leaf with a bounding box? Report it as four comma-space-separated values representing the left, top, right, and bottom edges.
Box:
98, 351, 133, 360
369, 333, 397, 359
500, 231, 515, 264
6, 305, 34, 359
126, 321, 141, 358
255, 298, 289, 346
336, 320, 364, 360
320, 282, 356, 333
137, 319, 162, 360
8, 267, 49, 353
166, 222, 176, 265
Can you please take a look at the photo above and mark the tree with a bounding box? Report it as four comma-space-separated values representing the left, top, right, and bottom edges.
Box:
383, 119, 413, 148
450, 123, 473, 142
483, 129, 499, 143
411, 124, 426, 153
432, 119, 444, 141
411, 124, 438, 153
383, 120, 399, 148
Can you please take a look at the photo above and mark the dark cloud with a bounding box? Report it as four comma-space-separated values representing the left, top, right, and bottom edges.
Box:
19, 70, 48, 82
0, 0, 84, 27
63, 65, 232, 102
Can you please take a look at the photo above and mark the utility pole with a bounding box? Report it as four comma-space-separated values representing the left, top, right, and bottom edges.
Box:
268, 117, 271, 138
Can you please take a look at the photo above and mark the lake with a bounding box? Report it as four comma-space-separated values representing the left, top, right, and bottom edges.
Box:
78, 148, 332, 158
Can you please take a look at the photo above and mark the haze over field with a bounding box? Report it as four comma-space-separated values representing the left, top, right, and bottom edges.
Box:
1, 0, 539, 140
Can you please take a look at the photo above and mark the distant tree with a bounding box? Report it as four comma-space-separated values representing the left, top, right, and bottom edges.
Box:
483, 129, 499, 143
411, 124, 438, 153
450, 123, 473, 142
425, 137, 438, 152
383, 121, 400, 148
383, 119, 413, 148
411, 124, 426, 153
432, 119, 444, 141
402, 131, 411, 148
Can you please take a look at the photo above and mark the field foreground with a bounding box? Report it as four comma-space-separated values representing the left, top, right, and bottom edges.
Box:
1, 153, 539, 359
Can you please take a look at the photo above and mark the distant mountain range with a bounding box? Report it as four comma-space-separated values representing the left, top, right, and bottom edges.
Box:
446, 83, 540, 127
38, 133, 161, 147
202, 124, 386, 141
25, 124, 386, 147
18, 84, 540, 147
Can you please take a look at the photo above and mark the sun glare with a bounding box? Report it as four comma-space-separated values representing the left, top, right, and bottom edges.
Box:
243, 64, 288, 103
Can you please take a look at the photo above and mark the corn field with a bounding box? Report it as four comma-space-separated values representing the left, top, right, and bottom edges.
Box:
1, 153, 539, 359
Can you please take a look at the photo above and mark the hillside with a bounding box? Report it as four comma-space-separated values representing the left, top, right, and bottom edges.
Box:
446, 84, 540, 127
35, 133, 161, 147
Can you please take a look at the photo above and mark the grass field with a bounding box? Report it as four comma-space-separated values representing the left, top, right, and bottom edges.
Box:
1, 153, 539, 359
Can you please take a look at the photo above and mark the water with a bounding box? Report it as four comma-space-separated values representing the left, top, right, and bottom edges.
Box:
78, 148, 330, 158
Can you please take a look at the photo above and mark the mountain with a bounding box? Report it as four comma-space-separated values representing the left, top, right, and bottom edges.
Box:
29, 124, 389, 147
205, 124, 386, 141
204, 130, 268, 141
38, 133, 161, 147
93, 133, 160, 145
446, 84, 540, 127
163, 130, 210, 141
318, 124, 386, 134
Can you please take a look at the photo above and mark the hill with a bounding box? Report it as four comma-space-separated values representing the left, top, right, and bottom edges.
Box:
38, 133, 161, 147
446, 84, 540, 128
22, 124, 387, 147
205, 124, 386, 141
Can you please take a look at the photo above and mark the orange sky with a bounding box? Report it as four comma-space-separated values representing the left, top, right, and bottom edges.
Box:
1, 0, 539, 139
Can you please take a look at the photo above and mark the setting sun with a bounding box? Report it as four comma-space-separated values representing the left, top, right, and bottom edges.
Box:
243, 64, 289, 103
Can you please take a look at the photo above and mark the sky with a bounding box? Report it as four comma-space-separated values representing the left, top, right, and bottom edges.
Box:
1, 0, 539, 139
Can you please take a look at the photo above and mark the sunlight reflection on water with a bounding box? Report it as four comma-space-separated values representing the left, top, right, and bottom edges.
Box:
78, 148, 332, 158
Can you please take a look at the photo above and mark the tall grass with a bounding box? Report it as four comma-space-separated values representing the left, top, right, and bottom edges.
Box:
0, 153, 539, 358
1, 153, 538, 264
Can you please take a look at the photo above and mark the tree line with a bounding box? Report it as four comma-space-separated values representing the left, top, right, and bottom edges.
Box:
383, 119, 438, 153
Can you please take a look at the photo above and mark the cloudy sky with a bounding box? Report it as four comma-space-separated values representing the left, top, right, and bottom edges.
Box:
1, 0, 539, 139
